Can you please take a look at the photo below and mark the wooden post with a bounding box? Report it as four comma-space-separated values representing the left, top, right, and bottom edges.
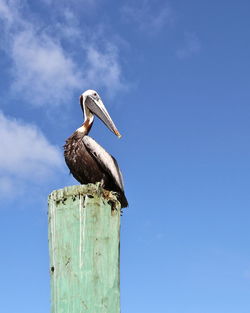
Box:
48, 184, 121, 313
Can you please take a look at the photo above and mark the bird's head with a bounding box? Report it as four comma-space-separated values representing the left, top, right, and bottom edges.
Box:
80, 89, 121, 138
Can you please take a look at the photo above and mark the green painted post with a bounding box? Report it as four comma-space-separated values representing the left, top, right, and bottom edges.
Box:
48, 184, 121, 313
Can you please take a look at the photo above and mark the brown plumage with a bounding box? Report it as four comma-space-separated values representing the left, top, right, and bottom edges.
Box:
64, 90, 128, 208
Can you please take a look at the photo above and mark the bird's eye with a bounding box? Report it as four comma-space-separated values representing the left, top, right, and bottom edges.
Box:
93, 93, 97, 97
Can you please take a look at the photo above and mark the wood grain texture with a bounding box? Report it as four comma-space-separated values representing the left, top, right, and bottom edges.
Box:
48, 184, 120, 313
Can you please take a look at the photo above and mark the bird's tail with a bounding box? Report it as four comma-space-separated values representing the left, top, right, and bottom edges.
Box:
119, 191, 128, 208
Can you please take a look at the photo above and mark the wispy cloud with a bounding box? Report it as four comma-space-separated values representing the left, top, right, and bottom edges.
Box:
121, 0, 174, 34
11, 30, 83, 106
84, 45, 126, 97
0, 0, 126, 107
0, 111, 63, 195
0, 0, 13, 24
176, 32, 201, 59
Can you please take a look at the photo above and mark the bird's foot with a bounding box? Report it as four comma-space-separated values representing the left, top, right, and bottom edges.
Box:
103, 190, 120, 213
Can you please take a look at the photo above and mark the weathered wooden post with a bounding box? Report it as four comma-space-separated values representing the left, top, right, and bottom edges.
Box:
48, 184, 121, 313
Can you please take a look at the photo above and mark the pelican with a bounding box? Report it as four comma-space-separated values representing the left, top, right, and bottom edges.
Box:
64, 90, 128, 208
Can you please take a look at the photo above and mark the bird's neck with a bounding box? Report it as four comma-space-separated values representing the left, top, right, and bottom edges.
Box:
77, 115, 94, 136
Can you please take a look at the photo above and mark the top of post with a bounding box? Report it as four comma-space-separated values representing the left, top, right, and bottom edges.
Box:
48, 183, 121, 210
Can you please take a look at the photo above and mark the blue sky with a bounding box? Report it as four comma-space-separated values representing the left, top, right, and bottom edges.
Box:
0, 0, 250, 312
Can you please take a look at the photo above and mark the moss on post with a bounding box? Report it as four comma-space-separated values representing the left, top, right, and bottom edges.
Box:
48, 184, 121, 313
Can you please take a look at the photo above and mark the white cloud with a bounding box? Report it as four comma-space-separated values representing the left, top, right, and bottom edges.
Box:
0, 0, 127, 107
0, 0, 83, 106
0, 111, 63, 195
121, 1, 174, 34
11, 29, 83, 106
177, 32, 201, 59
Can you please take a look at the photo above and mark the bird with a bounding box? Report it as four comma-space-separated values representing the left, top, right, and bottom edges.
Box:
64, 89, 128, 208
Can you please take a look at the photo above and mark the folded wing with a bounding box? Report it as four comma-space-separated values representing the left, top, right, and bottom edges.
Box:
83, 136, 125, 192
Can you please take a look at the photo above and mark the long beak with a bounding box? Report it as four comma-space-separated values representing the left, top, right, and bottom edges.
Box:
86, 96, 122, 138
